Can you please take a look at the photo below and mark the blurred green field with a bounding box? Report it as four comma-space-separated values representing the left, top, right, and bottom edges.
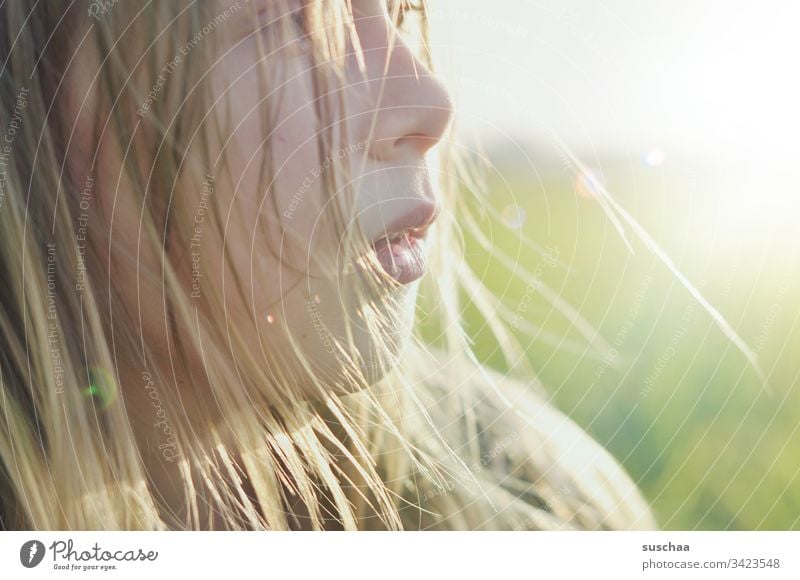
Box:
457, 147, 800, 530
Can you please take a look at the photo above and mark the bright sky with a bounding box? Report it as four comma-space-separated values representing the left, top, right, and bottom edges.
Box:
430, 0, 800, 163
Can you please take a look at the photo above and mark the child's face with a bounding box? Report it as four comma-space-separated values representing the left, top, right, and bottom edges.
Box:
178, 0, 454, 391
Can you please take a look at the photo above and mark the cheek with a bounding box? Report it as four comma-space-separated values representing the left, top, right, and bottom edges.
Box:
200, 49, 411, 368
222, 87, 348, 271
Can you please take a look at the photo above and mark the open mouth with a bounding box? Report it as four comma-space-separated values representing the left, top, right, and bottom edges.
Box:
366, 200, 440, 285
371, 230, 428, 285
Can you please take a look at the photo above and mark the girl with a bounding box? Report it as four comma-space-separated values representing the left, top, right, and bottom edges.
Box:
0, 0, 656, 530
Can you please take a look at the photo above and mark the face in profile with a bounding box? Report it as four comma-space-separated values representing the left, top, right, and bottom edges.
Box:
74, 0, 454, 406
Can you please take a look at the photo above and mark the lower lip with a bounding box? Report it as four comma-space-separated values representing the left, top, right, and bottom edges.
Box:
371, 233, 427, 285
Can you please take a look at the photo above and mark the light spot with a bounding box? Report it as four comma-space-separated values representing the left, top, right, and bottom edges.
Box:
574, 169, 604, 199
501, 204, 527, 229
643, 149, 666, 167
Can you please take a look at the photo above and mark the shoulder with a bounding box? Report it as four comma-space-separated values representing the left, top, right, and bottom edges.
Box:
417, 351, 658, 530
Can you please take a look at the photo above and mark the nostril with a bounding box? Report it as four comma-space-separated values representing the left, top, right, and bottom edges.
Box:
361, 43, 455, 160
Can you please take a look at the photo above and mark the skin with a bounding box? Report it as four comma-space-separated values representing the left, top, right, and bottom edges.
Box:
62, 0, 453, 526
180, 0, 454, 393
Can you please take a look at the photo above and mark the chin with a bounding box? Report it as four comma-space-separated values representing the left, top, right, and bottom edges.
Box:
313, 312, 414, 393
272, 276, 421, 397
346, 326, 410, 388
364, 284, 419, 383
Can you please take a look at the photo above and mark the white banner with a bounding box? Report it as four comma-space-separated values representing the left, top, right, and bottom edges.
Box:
1, 531, 798, 579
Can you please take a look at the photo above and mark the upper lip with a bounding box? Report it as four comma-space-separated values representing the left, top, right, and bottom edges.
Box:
372, 200, 441, 245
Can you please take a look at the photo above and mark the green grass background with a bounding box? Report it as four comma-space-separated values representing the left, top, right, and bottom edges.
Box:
456, 148, 800, 530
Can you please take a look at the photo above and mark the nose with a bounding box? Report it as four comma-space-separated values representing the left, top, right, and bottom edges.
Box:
360, 23, 455, 161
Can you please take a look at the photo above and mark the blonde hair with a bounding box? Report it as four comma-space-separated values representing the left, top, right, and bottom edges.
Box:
0, 0, 656, 530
